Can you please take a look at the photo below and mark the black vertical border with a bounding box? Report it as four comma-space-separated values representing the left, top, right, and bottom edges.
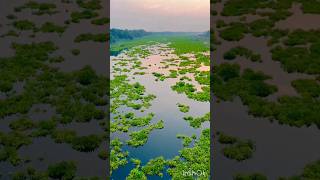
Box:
210, 1, 215, 179
106, 0, 111, 178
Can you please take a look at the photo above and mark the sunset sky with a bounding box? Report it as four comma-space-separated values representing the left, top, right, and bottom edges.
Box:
110, 0, 210, 32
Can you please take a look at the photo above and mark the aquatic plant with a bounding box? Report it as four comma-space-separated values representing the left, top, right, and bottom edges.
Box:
224, 46, 262, 62
183, 112, 210, 128
71, 134, 102, 152
167, 129, 210, 180
127, 120, 164, 147
142, 156, 166, 177
177, 103, 190, 113
47, 161, 77, 180
74, 33, 107, 42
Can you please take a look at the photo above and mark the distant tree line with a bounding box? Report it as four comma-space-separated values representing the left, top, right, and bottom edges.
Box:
110, 29, 150, 43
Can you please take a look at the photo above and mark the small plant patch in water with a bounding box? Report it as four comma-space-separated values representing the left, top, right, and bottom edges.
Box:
127, 120, 164, 147
177, 103, 190, 113
183, 112, 209, 128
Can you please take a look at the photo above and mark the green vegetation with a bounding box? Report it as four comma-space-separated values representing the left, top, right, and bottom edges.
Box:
172, 82, 210, 102
48, 161, 77, 180
98, 150, 108, 160
71, 135, 102, 152
142, 157, 166, 177
15, 1, 57, 15
223, 140, 255, 161
110, 29, 150, 44
13, 20, 36, 31
224, 46, 262, 62
40, 22, 66, 34
291, 79, 320, 98
74, 33, 107, 42
217, 132, 256, 161
126, 168, 147, 180
77, 0, 102, 10
271, 30, 320, 74
110, 139, 128, 174
91, 17, 110, 25
127, 120, 164, 147
219, 23, 248, 41
72, 49, 81, 56
9, 118, 34, 131
183, 112, 210, 128
167, 129, 210, 180
177, 103, 190, 113
177, 134, 193, 147
71, 10, 99, 23
217, 132, 237, 144
279, 160, 320, 179
168, 37, 209, 55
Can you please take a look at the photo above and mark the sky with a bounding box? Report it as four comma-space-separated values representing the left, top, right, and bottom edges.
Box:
110, 0, 210, 32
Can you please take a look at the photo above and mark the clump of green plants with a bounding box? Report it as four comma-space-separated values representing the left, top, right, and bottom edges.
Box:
110, 138, 128, 174
152, 72, 166, 81
51, 129, 77, 143
40, 22, 66, 34
11, 167, 48, 179
71, 134, 102, 152
98, 149, 108, 160
291, 79, 320, 98
176, 134, 193, 147
177, 103, 190, 113
217, 132, 238, 144
76, 0, 102, 10
9, 118, 34, 131
13, 20, 36, 31
110, 75, 156, 113
271, 30, 320, 74
278, 160, 320, 179
15, 1, 57, 15
183, 112, 209, 128
74, 33, 107, 42
70, 10, 99, 23
142, 156, 166, 177
47, 161, 77, 180
223, 140, 255, 161
216, 132, 255, 161
127, 120, 164, 147
91, 17, 109, 25
167, 129, 210, 179
71, 49, 81, 56
224, 46, 262, 62
219, 23, 248, 41
126, 168, 147, 180
168, 37, 209, 54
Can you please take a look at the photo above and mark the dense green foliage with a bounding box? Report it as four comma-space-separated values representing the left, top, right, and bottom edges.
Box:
217, 132, 256, 161
15, 1, 57, 15
74, 33, 107, 42
47, 161, 77, 180
110, 29, 150, 44
167, 129, 210, 180
279, 160, 320, 179
224, 46, 262, 62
